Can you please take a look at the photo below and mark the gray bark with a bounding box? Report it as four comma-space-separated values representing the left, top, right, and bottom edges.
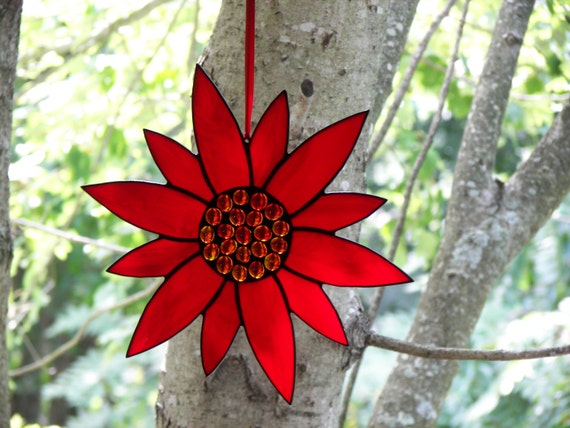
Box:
0, 0, 21, 425
369, 1, 570, 427
155, 0, 418, 426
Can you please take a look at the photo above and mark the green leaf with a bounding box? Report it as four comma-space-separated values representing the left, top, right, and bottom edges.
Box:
448, 81, 473, 119
66, 145, 92, 181
523, 74, 545, 94
104, 126, 127, 159
99, 65, 116, 92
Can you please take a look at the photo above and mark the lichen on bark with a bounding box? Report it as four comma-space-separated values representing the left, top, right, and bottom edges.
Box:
0, 0, 22, 425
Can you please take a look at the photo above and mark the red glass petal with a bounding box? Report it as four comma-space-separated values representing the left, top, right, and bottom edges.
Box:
192, 65, 250, 192
266, 112, 368, 214
278, 269, 347, 345
143, 129, 213, 201
249, 91, 288, 187
292, 193, 386, 232
239, 277, 295, 403
127, 257, 224, 356
108, 238, 199, 277
286, 231, 412, 286
201, 281, 240, 375
82, 182, 205, 238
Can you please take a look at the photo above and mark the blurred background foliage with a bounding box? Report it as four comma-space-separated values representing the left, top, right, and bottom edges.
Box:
8, 0, 569, 427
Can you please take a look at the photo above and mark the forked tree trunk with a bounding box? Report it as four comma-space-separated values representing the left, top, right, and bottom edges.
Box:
370, 0, 570, 426
155, 0, 418, 426
0, 0, 22, 425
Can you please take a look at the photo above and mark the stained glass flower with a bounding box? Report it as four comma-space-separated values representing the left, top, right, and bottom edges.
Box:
83, 65, 411, 403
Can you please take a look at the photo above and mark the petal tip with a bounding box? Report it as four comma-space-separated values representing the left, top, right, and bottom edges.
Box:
126, 342, 144, 358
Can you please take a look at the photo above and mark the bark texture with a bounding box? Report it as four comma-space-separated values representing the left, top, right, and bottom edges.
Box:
368, 1, 570, 427
155, 0, 418, 426
0, 0, 21, 425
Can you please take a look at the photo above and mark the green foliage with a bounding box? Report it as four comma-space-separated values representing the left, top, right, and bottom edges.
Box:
10, 0, 220, 425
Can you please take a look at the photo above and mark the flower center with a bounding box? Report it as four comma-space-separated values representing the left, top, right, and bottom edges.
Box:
199, 188, 291, 282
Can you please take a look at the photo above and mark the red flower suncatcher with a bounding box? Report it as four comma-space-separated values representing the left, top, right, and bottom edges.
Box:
83, 65, 411, 403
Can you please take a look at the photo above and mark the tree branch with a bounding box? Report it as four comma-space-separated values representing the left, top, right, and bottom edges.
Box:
369, 0, 458, 156
19, 0, 176, 66
369, 0, 421, 124
13, 218, 129, 253
16, 0, 176, 98
421, 57, 570, 103
369, 0, 470, 320
9, 278, 160, 378
366, 333, 570, 361
448, 0, 536, 207
341, 4, 463, 425
371, 1, 537, 426
503, 100, 570, 257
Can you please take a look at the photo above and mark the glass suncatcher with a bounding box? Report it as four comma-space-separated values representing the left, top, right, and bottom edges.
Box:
83, 0, 411, 403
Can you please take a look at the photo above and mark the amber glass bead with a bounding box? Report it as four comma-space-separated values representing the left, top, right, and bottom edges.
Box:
236, 246, 251, 263
248, 261, 265, 279
200, 225, 215, 244
229, 208, 246, 226
270, 237, 288, 254
265, 203, 283, 220
216, 255, 233, 275
254, 225, 271, 242
220, 239, 237, 255
217, 224, 235, 239
235, 226, 252, 245
246, 211, 263, 227
251, 241, 268, 258
203, 243, 220, 261
250, 192, 268, 210
233, 189, 249, 205
272, 220, 290, 237
216, 194, 233, 212
205, 207, 222, 226
264, 253, 281, 271
232, 265, 248, 282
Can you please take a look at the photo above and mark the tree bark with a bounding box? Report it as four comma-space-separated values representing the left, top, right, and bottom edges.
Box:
369, 1, 570, 427
155, 0, 418, 426
0, 0, 22, 425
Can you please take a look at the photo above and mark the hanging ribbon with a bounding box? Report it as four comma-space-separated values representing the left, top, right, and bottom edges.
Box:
244, 0, 255, 140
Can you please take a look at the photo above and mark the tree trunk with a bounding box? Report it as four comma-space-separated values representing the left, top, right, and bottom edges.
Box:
369, 1, 570, 426
0, 0, 22, 425
155, 0, 418, 426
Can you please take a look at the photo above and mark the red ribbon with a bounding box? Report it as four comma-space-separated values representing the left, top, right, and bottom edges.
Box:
244, 0, 255, 140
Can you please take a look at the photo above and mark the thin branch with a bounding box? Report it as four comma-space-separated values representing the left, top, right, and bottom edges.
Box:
366, 332, 570, 361
421, 57, 570, 103
19, 0, 176, 66
16, 0, 177, 98
186, 0, 202, 74
340, 3, 463, 425
100, 0, 188, 166
368, 0, 458, 157
9, 278, 161, 378
369, 0, 471, 321
13, 218, 129, 253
